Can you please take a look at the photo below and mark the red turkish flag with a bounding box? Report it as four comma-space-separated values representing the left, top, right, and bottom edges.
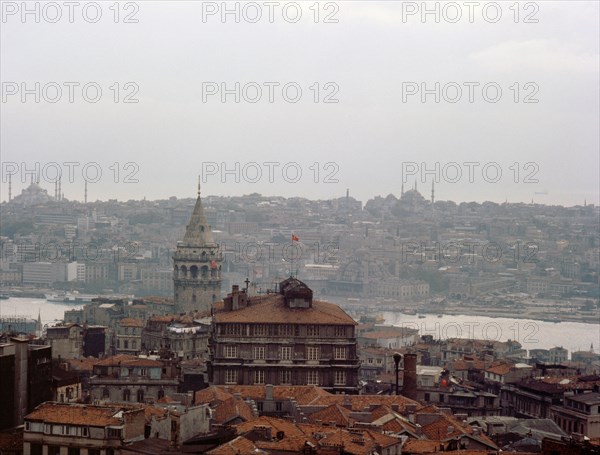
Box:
291, 234, 299, 242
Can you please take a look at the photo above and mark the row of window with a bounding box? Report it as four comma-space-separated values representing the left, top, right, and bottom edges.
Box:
29, 445, 112, 455
117, 340, 138, 350
221, 324, 349, 337
25, 422, 89, 437
101, 388, 164, 401
224, 345, 348, 360
224, 369, 346, 386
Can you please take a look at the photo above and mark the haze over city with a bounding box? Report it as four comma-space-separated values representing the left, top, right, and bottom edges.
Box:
1, 1, 599, 206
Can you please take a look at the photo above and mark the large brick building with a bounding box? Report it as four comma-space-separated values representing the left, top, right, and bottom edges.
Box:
209, 277, 360, 393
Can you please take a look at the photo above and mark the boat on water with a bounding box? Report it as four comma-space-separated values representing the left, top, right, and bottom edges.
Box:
418, 314, 426, 319
45, 291, 98, 304
0, 293, 9, 300
45, 291, 134, 304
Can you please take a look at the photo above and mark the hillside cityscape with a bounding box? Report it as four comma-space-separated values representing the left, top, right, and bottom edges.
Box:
0, 180, 599, 454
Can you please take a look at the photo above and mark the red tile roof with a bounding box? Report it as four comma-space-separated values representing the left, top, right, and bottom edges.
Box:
119, 318, 144, 328
206, 436, 260, 455
25, 402, 143, 426
94, 354, 162, 368
214, 294, 356, 325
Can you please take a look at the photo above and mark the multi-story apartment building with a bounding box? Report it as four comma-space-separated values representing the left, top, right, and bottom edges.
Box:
116, 318, 144, 355
23, 402, 146, 455
0, 338, 53, 430
89, 355, 179, 404
551, 392, 600, 438
142, 315, 210, 360
209, 277, 361, 394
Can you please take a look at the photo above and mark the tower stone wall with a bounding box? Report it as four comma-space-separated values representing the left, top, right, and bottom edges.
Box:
173, 186, 222, 314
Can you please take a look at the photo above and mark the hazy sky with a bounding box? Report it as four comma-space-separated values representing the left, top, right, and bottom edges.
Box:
1, 1, 598, 206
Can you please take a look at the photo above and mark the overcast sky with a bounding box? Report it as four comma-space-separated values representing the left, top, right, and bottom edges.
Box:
1, 1, 598, 206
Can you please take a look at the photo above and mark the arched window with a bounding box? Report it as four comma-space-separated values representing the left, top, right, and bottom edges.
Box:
180, 266, 187, 278
123, 389, 130, 401
158, 390, 165, 400
102, 388, 110, 398
190, 265, 198, 278
137, 389, 144, 403
192, 294, 197, 303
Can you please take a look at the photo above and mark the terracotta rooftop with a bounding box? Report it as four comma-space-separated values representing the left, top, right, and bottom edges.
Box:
317, 393, 422, 413
25, 402, 143, 426
119, 318, 144, 328
308, 403, 353, 427
206, 436, 260, 455
195, 386, 234, 407
235, 416, 304, 438
94, 354, 162, 368
485, 363, 512, 375
214, 396, 255, 425
215, 385, 332, 406
214, 294, 356, 325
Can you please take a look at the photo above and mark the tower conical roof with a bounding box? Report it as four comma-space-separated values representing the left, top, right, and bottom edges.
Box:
183, 193, 215, 245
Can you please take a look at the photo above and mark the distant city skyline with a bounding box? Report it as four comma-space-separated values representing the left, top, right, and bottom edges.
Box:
1, 176, 596, 208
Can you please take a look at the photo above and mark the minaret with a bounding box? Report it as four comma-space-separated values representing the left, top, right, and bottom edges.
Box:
84, 180, 87, 204
172, 181, 222, 314
401, 182, 404, 197
431, 181, 435, 205
36, 309, 42, 337
58, 177, 62, 201
8, 173, 12, 201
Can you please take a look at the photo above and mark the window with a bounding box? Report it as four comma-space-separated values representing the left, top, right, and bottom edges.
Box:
140, 368, 147, 377
30, 444, 43, 455
334, 326, 345, 337
123, 389, 131, 401
253, 324, 267, 336
334, 371, 346, 385
82, 427, 88, 437
279, 325, 294, 336
225, 369, 238, 384
253, 346, 265, 360
306, 325, 320, 337
48, 446, 60, 455
254, 370, 265, 384
107, 428, 122, 439
224, 345, 237, 358
132, 341, 137, 350
280, 346, 292, 360
68, 448, 80, 455
257, 402, 264, 412
137, 389, 144, 403
275, 402, 283, 411
307, 346, 320, 361
102, 388, 110, 398
334, 346, 346, 360
224, 324, 242, 336
307, 370, 319, 385
280, 370, 292, 385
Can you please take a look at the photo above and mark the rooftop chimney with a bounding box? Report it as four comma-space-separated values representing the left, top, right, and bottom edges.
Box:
402, 353, 418, 401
